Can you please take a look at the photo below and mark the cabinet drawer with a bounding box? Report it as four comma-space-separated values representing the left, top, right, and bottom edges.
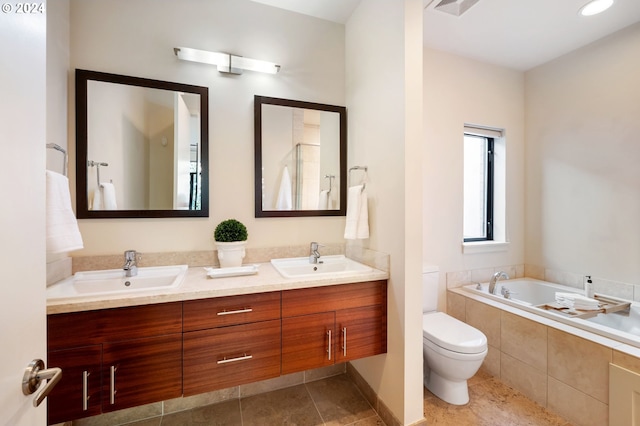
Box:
48, 302, 183, 350
183, 292, 281, 331
183, 319, 281, 395
282, 281, 386, 317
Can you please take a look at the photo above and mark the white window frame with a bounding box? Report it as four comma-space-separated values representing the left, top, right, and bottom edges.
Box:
462, 124, 508, 254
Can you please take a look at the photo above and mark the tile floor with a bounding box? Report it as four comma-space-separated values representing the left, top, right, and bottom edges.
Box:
423, 369, 574, 426
82, 370, 574, 426
118, 374, 384, 426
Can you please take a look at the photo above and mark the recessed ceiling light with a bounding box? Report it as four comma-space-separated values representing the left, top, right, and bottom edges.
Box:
579, 0, 614, 16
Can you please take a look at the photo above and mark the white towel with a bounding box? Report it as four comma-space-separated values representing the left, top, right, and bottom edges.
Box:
318, 190, 329, 210
91, 187, 102, 210
46, 170, 84, 254
555, 292, 600, 310
344, 185, 369, 239
275, 166, 292, 210
101, 182, 118, 210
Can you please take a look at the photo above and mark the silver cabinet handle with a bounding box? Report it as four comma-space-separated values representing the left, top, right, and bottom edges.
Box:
342, 327, 347, 357
110, 366, 117, 405
82, 371, 90, 411
327, 330, 332, 361
22, 359, 62, 407
217, 353, 253, 364
217, 308, 253, 316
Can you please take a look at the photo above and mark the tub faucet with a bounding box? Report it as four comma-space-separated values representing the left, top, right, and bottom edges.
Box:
123, 250, 138, 277
309, 242, 324, 264
489, 271, 510, 295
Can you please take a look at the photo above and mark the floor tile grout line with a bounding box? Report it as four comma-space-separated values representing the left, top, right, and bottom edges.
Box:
304, 381, 328, 425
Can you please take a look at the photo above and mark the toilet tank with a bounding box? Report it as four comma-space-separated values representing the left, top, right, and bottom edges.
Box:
422, 264, 440, 313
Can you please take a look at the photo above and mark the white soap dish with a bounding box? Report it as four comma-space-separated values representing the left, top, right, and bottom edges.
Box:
204, 264, 260, 278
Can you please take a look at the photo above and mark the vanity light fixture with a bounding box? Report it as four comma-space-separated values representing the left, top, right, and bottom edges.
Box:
579, 0, 614, 16
174, 47, 280, 75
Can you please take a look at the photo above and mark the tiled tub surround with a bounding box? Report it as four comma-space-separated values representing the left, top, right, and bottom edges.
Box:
448, 286, 640, 426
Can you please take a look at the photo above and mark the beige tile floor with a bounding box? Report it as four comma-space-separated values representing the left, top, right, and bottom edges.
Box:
82, 370, 574, 426
423, 369, 574, 426
119, 374, 384, 426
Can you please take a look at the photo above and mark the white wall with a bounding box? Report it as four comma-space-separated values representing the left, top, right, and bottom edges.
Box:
525, 22, 640, 285
68, 0, 347, 255
422, 48, 526, 310
46, 0, 70, 174
346, 1, 424, 424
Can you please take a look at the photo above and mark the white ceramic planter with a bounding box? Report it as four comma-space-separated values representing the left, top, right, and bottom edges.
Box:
215, 241, 247, 268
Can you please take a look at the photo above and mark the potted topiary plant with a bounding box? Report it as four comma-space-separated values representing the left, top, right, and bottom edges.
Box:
214, 219, 248, 268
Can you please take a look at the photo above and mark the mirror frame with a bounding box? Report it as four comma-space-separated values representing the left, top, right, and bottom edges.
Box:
75, 69, 209, 218
254, 95, 347, 218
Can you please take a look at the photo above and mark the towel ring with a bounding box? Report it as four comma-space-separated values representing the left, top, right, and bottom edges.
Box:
348, 166, 368, 192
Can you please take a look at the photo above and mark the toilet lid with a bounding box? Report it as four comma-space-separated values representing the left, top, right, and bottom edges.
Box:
423, 312, 487, 354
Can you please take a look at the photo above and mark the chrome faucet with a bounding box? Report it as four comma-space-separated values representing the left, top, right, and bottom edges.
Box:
309, 242, 324, 264
123, 250, 138, 277
488, 271, 510, 295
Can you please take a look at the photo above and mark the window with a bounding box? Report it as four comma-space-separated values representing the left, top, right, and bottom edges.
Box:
464, 134, 493, 241
463, 125, 504, 244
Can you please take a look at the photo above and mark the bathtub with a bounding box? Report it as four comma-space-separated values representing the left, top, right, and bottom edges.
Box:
463, 278, 640, 348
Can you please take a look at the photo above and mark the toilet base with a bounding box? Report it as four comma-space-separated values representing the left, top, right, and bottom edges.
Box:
424, 370, 469, 405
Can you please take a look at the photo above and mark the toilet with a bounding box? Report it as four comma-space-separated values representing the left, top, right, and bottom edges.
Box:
422, 265, 487, 405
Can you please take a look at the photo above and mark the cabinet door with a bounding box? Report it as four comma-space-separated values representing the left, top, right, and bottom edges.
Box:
336, 305, 386, 362
47, 345, 102, 425
183, 320, 281, 395
102, 334, 182, 412
282, 312, 335, 374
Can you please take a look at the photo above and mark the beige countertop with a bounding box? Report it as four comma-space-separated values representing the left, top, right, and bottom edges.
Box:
47, 262, 389, 315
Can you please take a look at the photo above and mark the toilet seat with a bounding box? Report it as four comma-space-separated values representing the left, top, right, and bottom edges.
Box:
422, 312, 487, 354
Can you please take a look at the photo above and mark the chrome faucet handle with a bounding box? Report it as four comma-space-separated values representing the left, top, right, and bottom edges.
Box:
124, 249, 137, 261
310, 242, 324, 251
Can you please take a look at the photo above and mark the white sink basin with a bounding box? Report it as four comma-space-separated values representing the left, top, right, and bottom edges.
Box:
47, 265, 189, 300
271, 255, 372, 279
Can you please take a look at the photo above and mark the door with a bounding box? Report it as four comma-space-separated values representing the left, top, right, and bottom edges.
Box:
102, 335, 182, 412
0, 6, 48, 426
47, 346, 102, 424
282, 312, 336, 374
336, 305, 386, 362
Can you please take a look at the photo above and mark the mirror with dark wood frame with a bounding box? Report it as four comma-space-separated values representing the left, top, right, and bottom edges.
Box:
254, 95, 346, 218
75, 69, 209, 218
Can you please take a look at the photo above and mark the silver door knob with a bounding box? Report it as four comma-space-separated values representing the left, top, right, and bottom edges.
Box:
22, 359, 62, 407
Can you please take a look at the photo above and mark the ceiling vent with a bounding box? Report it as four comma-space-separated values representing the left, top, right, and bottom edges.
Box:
434, 0, 480, 16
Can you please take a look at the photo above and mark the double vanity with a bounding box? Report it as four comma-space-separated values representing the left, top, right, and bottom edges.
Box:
46, 256, 388, 424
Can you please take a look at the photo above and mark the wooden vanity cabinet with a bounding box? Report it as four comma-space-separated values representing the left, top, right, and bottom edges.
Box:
281, 280, 387, 374
46, 280, 387, 423
46, 303, 182, 424
182, 292, 282, 396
